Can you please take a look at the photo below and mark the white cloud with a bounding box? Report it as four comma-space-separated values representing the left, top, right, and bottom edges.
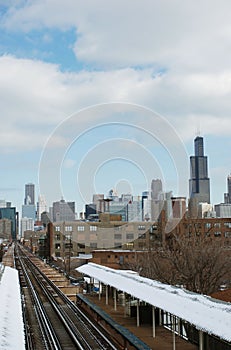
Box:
2, 0, 231, 72
1, 54, 231, 154
1, 1, 231, 210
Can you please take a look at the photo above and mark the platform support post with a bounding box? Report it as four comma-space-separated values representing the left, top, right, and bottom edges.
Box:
172, 315, 176, 350
114, 288, 117, 311
199, 330, 204, 350
152, 306, 156, 338
159, 309, 162, 326
99, 281, 101, 300
136, 299, 140, 327
106, 285, 108, 305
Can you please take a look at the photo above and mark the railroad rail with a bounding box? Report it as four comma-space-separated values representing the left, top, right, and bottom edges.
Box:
15, 243, 119, 350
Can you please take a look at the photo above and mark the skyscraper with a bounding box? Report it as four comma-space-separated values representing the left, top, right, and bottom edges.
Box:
0, 207, 17, 239
151, 179, 163, 200
189, 136, 210, 208
224, 174, 231, 203
37, 194, 47, 221
24, 183, 35, 205
227, 174, 231, 203
52, 199, 75, 222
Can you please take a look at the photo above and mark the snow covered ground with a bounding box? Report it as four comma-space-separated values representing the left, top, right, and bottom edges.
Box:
0, 264, 25, 350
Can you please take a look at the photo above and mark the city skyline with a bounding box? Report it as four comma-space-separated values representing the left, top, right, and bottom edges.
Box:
1, 2, 231, 212
2, 142, 231, 217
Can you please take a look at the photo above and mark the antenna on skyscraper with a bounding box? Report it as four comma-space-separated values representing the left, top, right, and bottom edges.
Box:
195, 120, 201, 137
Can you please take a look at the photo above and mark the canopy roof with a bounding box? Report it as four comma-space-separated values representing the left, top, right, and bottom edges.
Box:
77, 263, 231, 342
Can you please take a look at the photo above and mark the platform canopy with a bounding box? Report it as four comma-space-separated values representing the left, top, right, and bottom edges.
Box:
77, 262, 231, 342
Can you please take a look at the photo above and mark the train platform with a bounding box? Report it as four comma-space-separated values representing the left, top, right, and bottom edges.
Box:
1, 243, 15, 268
78, 293, 198, 350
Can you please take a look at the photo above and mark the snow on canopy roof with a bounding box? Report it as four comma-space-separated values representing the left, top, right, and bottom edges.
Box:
0, 265, 25, 349
77, 263, 231, 342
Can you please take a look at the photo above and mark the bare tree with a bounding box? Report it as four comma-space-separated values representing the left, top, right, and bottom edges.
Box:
126, 234, 231, 295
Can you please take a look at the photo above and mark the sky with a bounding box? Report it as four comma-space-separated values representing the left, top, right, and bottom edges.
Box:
1, 0, 231, 214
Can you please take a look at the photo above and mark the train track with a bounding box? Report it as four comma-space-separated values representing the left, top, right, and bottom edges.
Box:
15, 244, 120, 350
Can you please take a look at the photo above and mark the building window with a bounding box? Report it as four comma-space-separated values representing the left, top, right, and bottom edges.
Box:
114, 233, 122, 240
138, 225, 146, 230
225, 232, 231, 238
78, 243, 85, 248
195, 223, 202, 229
90, 225, 97, 231
119, 256, 124, 264
65, 226, 72, 232
115, 242, 122, 248
224, 222, 231, 228
126, 242, 134, 249
126, 233, 134, 240
90, 242, 97, 248
65, 234, 71, 241
214, 231, 221, 237
65, 242, 73, 249
205, 223, 211, 229
214, 223, 221, 228
77, 226, 85, 231
55, 234, 60, 240
138, 233, 146, 239
55, 243, 60, 249
55, 226, 60, 232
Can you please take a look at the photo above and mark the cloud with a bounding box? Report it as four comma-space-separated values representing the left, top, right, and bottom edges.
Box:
1, 1, 231, 210
2, 0, 231, 72
1, 54, 231, 155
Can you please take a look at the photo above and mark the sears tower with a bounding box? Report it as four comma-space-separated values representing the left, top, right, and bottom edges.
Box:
189, 136, 210, 205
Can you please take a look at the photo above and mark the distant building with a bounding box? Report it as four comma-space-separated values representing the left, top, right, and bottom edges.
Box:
127, 199, 142, 221
51, 220, 154, 258
92, 194, 104, 213
48, 214, 231, 261
189, 136, 210, 217
52, 199, 75, 222
151, 179, 163, 200
171, 197, 186, 219
141, 191, 150, 220
41, 211, 51, 227
0, 219, 11, 240
214, 203, 231, 218
0, 200, 11, 208
142, 197, 152, 221
228, 175, 231, 203
109, 202, 127, 221
21, 217, 34, 237
198, 203, 214, 218
85, 204, 97, 220
0, 207, 17, 239
224, 174, 231, 204
24, 183, 35, 205
22, 204, 36, 220
37, 194, 47, 221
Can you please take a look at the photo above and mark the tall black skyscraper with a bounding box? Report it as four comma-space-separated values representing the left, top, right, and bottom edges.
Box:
24, 183, 35, 205
189, 136, 210, 204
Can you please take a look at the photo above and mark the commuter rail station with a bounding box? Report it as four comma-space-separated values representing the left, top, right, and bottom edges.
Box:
76, 263, 231, 350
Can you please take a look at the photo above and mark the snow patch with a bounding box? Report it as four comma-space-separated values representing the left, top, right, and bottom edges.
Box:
0, 265, 25, 350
